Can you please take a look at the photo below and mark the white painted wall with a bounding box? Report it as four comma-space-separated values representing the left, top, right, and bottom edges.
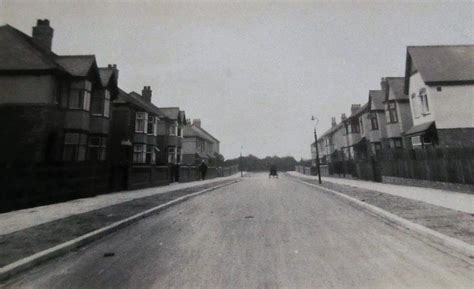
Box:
409, 72, 474, 128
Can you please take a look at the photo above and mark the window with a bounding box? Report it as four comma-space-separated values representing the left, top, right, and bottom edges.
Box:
419, 89, 430, 115
62, 132, 87, 162
168, 147, 176, 164
387, 102, 398, 123
88, 136, 107, 161
104, 90, 110, 117
146, 145, 156, 164
359, 118, 364, 134
370, 112, 379, 130
169, 124, 177, 136
350, 119, 360, 134
147, 116, 158, 135
177, 148, 181, 163
68, 81, 92, 111
411, 93, 420, 118
372, 142, 382, 154
135, 112, 148, 133
177, 126, 183, 137
133, 144, 146, 163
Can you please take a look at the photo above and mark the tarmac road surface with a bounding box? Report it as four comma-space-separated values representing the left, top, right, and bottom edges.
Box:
3, 173, 473, 288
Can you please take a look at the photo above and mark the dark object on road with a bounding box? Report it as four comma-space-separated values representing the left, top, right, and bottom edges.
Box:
245, 215, 254, 219
103, 252, 115, 257
199, 161, 208, 180
269, 165, 278, 179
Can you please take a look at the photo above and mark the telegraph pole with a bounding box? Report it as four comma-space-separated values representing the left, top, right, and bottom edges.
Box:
240, 146, 243, 178
311, 116, 322, 184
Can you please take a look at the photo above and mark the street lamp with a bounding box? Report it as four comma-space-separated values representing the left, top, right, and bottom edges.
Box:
311, 116, 322, 184
240, 145, 243, 178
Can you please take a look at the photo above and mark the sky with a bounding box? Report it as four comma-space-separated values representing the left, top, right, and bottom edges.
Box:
1, 0, 473, 160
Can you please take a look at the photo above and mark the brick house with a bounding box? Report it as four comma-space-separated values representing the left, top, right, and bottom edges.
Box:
159, 108, 187, 166
381, 77, 413, 149
110, 87, 170, 190
403, 45, 474, 147
0, 20, 118, 210
182, 119, 220, 165
366, 90, 388, 155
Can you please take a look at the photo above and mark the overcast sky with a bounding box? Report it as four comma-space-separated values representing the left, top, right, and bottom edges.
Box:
1, 0, 473, 159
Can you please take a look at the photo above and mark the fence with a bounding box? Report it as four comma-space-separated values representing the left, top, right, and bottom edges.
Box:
327, 147, 474, 185
179, 165, 239, 182
379, 147, 474, 185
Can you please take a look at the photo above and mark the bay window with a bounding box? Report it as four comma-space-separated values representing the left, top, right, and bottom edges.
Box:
146, 145, 156, 164
147, 115, 158, 135
387, 102, 398, 123
63, 132, 88, 162
369, 112, 379, 130
88, 136, 107, 161
91, 89, 110, 117
135, 112, 148, 133
133, 144, 146, 164
68, 81, 91, 111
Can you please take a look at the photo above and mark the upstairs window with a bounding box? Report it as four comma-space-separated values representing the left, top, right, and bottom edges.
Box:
91, 89, 110, 117
411, 93, 420, 118
88, 136, 107, 161
135, 112, 148, 133
68, 81, 92, 111
63, 132, 88, 162
419, 89, 430, 115
359, 118, 364, 134
169, 124, 177, 136
370, 112, 379, 130
147, 116, 158, 135
133, 144, 146, 164
350, 119, 360, 134
387, 102, 398, 123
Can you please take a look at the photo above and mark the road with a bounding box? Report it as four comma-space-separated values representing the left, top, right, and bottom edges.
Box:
3, 173, 473, 288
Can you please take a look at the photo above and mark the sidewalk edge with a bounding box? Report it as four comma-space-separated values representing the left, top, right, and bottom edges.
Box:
288, 176, 474, 259
0, 179, 240, 281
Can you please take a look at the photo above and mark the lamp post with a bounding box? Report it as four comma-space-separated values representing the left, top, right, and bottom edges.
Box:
311, 116, 322, 184
240, 145, 243, 178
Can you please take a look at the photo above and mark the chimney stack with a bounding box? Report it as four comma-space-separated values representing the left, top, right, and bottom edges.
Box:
141, 86, 152, 102
341, 113, 347, 122
32, 19, 53, 50
380, 77, 387, 91
107, 64, 119, 80
331, 117, 337, 127
192, 119, 201, 128
351, 104, 361, 115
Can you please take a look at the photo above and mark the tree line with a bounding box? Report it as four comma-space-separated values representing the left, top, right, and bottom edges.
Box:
224, 155, 299, 172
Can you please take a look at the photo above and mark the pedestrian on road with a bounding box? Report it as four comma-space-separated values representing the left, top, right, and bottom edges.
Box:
199, 161, 208, 180
269, 164, 278, 179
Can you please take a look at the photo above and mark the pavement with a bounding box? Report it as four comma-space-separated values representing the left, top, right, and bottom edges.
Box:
287, 171, 474, 214
3, 173, 473, 289
0, 173, 241, 236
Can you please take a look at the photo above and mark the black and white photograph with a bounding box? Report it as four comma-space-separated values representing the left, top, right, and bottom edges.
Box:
0, 0, 473, 288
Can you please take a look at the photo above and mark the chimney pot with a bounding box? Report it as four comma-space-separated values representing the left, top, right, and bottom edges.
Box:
192, 119, 201, 128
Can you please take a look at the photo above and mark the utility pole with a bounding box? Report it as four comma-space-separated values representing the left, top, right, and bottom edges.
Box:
240, 146, 243, 178
311, 116, 322, 184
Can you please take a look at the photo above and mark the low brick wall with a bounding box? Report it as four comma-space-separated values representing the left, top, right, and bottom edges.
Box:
382, 176, 474, 194
128, 165, 169, 190
0, 163, 111, 213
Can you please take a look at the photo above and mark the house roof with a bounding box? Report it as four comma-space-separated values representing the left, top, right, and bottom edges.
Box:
98, 68, 115, 86
385, 77, 407, 101
368, 90, 385, 111
403, 121, 435, 137
115, 88, 167, 118
406, 45, 474, 85
183, 125, 215, 142
55, 55, 96, 77
159, 107, 179, 120
0, 24, 62, 72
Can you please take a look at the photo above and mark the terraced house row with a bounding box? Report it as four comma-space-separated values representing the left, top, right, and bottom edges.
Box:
311, 45, 474, 187
0, 20, 231, 212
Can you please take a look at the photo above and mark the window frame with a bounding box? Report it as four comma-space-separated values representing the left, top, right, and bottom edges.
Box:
133, 144, 147, 164
62, 132, 88, 162
369, 111, 379, 130
88, 136, 107, 161
135, 112, 148, 133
